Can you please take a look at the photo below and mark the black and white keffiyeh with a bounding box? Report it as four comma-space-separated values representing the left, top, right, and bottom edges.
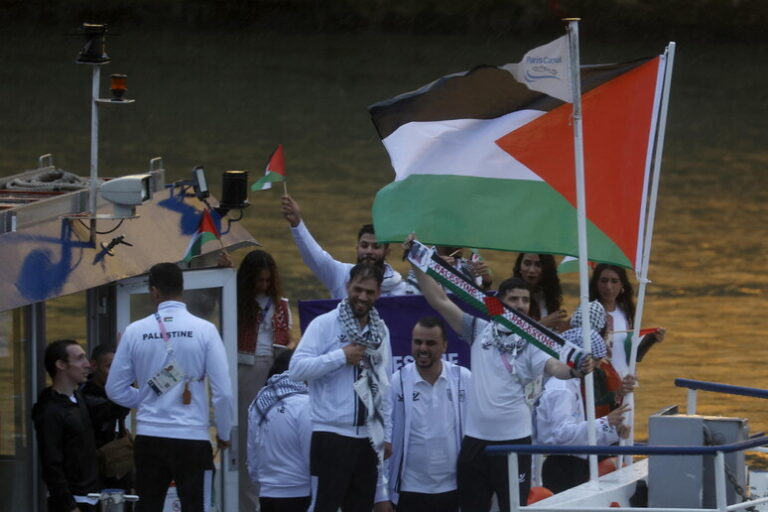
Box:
337, 299, 388, 461
251, 372, 308, 425
482, 323, 527, 357
570, 301, 607, 331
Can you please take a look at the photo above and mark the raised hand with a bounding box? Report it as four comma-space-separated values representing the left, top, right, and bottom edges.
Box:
281, 194, 302, 227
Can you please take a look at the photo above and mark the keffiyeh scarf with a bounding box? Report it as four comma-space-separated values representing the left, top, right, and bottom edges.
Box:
482, 323, 527, 357
252, 372, 308, 425
337, 299, 388, 461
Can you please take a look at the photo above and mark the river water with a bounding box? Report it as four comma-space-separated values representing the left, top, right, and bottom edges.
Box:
1, 27, 767, 439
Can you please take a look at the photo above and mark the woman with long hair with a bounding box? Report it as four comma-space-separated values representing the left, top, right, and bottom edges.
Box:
236, 249, 292, 509
513, 253, 568, 331
589, 264, 665, 378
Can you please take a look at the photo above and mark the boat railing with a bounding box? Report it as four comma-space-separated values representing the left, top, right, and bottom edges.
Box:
676, 378, 768, 455
487, 435, 768, 512
675, 378, 768, 415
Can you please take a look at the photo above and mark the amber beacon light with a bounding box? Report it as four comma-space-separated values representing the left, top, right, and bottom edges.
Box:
110, 74, 128, 100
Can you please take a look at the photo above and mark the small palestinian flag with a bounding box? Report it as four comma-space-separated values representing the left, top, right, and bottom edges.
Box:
251, 144, 286, 191
183, 209, 220, 262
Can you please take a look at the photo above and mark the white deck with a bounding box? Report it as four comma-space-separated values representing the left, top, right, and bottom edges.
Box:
530, 458, 647, 509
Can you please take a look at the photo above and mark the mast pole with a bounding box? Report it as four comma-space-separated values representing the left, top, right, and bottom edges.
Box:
565, 17, 599, 483
89, 64, 100, 242
624, 42, 676, 462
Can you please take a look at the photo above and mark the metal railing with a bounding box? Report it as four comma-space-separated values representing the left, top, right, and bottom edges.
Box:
487, 379, 768, 512
675, 378, 768, 415
488, 437, 768, 512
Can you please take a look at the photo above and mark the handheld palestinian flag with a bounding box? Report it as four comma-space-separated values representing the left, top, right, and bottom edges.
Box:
407, 240, 586, 365
182, 209, 220, 263
370, 45, 667, 271
251, 144, 286, 191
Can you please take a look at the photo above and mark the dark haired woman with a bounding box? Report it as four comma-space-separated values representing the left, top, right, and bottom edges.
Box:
589, 264, 665, 378
513, 253, 568, 331
236, 249, 291, 509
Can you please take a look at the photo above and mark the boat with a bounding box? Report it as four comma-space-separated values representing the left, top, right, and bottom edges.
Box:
0, 24, 258, 511
4, 21, 764, 512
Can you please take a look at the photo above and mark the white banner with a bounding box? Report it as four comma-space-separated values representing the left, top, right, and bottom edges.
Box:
505, 35, 572, 103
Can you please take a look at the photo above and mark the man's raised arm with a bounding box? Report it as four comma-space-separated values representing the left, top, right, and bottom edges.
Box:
410, 264, 464, 335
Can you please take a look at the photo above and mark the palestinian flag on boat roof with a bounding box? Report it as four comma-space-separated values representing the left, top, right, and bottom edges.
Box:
182, 209, 220, 263
369, 48, 666, 270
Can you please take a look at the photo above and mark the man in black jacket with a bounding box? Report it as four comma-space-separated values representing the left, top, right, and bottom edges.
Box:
81, 344, 132, 491
32, 339, 100, 512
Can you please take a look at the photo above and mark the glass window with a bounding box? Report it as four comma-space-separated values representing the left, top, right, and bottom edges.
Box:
129, 289, 222, 329
0, 307, 32, 510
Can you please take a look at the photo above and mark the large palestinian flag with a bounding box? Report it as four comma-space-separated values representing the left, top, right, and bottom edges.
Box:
369, 55, 666, 269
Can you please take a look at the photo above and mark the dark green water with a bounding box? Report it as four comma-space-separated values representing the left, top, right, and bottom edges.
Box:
1, 27, 767, 437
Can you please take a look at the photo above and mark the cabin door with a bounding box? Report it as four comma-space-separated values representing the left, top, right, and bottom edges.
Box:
116, 267, 238, 512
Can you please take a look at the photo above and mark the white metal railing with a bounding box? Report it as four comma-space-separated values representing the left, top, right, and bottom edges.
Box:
488, 438, 768, 512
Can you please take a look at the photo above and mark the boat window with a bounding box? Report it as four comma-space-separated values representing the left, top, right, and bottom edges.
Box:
0, 308, 33, 510
128, 288, 223, 331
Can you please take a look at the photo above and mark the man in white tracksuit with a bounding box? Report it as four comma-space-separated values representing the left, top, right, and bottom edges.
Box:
107, 262, 233, 512
290, 263, 393, 512
376, 316, 471, 512
281, 194, 407, 298
248, 349, 312, 512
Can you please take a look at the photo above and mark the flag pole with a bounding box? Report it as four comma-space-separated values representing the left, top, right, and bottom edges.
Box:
565, 18, 598, 483
283, 180, 288, 196
623, 42, 676, 463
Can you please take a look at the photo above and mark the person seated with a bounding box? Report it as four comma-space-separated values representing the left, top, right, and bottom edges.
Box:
589, 264, 666, 378
535, 317, 635, 494
513, 253, 568, 331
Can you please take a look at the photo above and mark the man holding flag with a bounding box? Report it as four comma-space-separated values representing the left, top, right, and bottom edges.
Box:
406, 238, 593, 510
281, 195, 407, 299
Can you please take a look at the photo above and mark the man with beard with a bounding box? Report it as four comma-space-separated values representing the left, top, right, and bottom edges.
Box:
281, 194, 407, 298
376, 316, 471, 512
411, 262, 593, 512
289, 263, 393, 512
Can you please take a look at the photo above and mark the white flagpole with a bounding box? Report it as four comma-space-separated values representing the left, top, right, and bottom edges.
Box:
623, 42, 676, 463
566, 18, 599, 483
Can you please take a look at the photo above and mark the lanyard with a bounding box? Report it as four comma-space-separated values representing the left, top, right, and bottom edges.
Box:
154, 312, 175, 360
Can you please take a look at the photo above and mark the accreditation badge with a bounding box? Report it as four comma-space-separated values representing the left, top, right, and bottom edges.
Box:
147, 360, 186, 396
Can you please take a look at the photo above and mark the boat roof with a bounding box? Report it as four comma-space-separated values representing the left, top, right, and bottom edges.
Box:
0, 164, 258, 312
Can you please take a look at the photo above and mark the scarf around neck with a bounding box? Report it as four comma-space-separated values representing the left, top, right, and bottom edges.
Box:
337, 299, 388, 461
252, 372, 308, 425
